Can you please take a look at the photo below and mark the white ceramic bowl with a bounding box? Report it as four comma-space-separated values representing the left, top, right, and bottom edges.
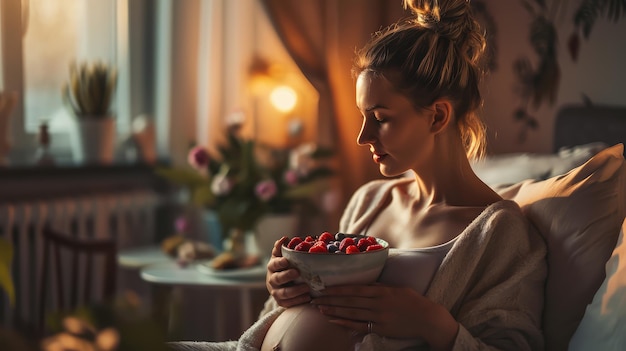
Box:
281, 235, 389, 296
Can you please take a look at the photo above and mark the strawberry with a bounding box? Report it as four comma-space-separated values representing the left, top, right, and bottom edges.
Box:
345, 245, 360, 254
308, 244, 328, 253
305, 235, 315, 242
366, 244, 384, 252
339, 237, 355, 252
366, 236, 378, 245
287, 236, 303, 249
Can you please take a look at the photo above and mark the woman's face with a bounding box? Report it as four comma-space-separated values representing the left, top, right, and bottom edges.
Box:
356, 71, 435, 177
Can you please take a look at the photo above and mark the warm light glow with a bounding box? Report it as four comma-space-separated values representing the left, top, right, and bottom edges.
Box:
270, 85, 297, 113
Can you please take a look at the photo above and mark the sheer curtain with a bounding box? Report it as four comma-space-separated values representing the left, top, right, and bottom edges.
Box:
259, 0, 406, 229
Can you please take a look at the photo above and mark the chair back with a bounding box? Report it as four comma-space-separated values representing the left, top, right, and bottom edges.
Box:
38, 227, 117, 333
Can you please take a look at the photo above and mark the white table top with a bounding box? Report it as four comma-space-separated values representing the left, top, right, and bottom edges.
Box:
117, 245, 171, 269
140, 261, 267, 289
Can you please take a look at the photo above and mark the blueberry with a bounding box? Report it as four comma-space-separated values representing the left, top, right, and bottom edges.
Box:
327, 244, 338, 253
335, 232, 346, 241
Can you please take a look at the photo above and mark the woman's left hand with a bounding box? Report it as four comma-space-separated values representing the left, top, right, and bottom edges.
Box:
310, 283, 456, 341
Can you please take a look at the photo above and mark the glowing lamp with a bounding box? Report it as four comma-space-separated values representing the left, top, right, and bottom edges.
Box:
270, 85, 298, 113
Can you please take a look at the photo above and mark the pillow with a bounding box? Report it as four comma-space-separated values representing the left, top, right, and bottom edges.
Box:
569, 218, 626, 351
471, 153, 554, 187
551, 142, 608, 177
496, 143, 626, 351
472, 142, 607, 187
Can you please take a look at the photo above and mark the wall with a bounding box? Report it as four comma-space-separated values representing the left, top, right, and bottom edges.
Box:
481, 0, 626, 154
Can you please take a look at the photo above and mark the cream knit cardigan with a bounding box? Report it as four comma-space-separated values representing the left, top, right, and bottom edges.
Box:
169, 178, 547, 351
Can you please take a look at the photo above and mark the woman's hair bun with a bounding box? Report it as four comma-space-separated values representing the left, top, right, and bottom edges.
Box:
403, 0, 484, 65
403, 0, 470, 40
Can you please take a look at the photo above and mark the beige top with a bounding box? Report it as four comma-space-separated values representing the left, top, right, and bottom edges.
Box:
379, 240, 456, 295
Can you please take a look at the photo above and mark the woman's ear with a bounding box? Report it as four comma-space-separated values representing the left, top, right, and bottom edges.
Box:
429, 99, 453, 134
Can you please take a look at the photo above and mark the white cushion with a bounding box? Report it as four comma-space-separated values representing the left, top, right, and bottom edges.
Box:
551, 142, 609, 177
569, 218, 626, 351
472, 142, 608, 187
496, 144, 626, 351
471, 153, 554, 187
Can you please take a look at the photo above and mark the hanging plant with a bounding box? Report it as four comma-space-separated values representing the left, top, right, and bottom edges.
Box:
513, 0, 626, 143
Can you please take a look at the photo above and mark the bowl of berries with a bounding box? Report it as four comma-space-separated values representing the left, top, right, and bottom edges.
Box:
281, 232, 389, 296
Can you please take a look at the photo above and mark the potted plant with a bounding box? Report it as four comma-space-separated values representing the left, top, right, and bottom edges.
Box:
157, 114, 335, 261
62, 61, 118, 164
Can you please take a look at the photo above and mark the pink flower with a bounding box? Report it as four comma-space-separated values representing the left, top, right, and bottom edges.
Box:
187, 146, 210, 169
255, 179, 277, 201
283, 169, 299, 185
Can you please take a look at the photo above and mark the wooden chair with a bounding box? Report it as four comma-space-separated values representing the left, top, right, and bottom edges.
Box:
38, 227, 117, 333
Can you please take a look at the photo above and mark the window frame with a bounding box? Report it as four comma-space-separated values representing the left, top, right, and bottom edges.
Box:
0, 0, 152, 166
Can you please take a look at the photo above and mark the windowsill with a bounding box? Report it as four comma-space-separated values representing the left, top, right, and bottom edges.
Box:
0, 159, 174, 202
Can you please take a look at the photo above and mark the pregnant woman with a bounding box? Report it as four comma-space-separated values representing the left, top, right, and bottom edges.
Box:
169, 0, 547, 350
261, 0, 546, 350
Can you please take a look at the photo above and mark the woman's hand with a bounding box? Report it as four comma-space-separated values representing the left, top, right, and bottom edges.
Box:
310, 284, 458, 349
266, 236, 311, 308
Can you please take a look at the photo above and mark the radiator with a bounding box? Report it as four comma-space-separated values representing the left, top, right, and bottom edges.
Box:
0, 190, 164, 330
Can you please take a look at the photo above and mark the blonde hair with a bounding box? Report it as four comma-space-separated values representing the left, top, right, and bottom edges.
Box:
353, 0, 488, 159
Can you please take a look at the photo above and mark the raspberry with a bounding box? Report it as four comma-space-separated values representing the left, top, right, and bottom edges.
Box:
356, 238, 371, 251
366, 236, 378, 245
294, 241, 313, 252
339, 237, 355, 252
305, 235, 315, 242
308, 244, 328, 253
366, 244, 384, 252
287, 237, 303, 249
318, 232, 334, 243
345, 245, 360, 254
312, 240, 326, 248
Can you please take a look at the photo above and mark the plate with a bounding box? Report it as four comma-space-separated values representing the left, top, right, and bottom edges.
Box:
196, 260, 267, 280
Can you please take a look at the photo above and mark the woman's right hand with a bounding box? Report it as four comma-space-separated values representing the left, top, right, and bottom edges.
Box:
266, 236, 312, 307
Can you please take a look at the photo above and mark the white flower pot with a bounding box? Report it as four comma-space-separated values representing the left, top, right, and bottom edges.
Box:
71, 116, 116, 165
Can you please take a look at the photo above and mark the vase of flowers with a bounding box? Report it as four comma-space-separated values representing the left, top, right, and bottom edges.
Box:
157, 114, 334, 261
62, 61, 118, 165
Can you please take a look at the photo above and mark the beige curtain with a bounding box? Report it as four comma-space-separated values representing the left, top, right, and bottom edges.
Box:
259, 0, 407, 231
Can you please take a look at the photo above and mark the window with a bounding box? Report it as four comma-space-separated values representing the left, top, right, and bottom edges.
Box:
1, 0, 254, 168
0, 0, 151, 165
23, 0, 117, 132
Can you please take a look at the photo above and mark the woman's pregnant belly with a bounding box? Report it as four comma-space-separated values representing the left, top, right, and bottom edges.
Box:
261, 304, 362, 351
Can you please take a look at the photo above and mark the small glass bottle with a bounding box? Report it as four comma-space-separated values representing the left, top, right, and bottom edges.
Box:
36, 121, 55, 166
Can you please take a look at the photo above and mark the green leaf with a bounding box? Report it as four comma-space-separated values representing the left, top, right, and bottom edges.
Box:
283, 179, 330, 199
191, 184, 216, 208
574, 0, 626, 38
154, 167, 209, 187
0, 238, 15, 306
